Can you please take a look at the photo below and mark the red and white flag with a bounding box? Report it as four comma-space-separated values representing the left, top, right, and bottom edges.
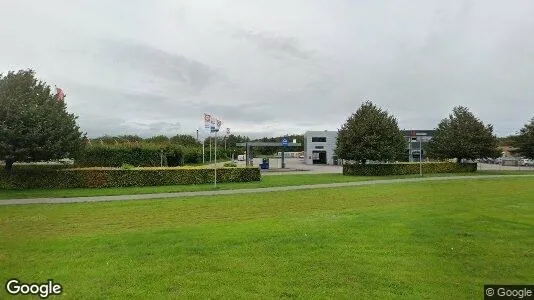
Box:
204, 113, 211, 129
55, 86, 65, 101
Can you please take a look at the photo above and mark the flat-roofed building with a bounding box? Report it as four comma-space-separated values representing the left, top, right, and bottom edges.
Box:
303, 131, 339, 165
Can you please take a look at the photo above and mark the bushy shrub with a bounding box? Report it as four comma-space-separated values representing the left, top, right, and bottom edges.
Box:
76, 144, 204, 167
182, 147, 202, 165
223, 162, 237, 167
0, 166, 261, 189
343, 162, 477, 176
0, 164, 72, 172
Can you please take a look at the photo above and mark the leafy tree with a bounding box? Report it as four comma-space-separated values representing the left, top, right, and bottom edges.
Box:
170, 134, 200, 147
91, 135, 120, 145
336, 101, 406, 164
512, 117, 534, 159
146, 135, 170, 145
425, 106, 499, 161
497, 136, 516, 147
0, 69, 84, 172
118, 135, 144, 143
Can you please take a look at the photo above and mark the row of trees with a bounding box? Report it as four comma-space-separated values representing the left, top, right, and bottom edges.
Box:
336, 101, 534, 164
86, 133, 300, 157
2, 69, 534, 172
0, 69, 301, 171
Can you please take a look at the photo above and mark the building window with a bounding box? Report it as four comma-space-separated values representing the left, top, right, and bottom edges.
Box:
315, 146, 324, 149
312, 137, 326, 142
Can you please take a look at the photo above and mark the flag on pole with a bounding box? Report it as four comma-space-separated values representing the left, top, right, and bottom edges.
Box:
211, 117, 221, 133
204, 113, 211, 129
55, 86, 65, 101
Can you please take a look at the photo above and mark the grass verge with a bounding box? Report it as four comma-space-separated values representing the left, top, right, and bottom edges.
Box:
0, 177, 533, 298
1, 170, 533, 199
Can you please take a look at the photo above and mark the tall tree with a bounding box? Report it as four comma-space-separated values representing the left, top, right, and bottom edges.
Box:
170, 134, 200, 147
146, 135, 170, 145
425, 106, 499, 161
512, 117, 534, 159
0, 69, 84, 172
336, 101, 406, 164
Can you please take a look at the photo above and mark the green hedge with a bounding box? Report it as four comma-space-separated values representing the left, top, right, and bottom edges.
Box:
0, 167, 261, 189
76, 145, 206, 167
343, 162, 477, 176
0, 164, 73, 172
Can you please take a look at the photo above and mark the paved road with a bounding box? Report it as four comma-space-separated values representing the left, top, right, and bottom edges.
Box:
2, 174, 533, 206
477, 163, 534, 171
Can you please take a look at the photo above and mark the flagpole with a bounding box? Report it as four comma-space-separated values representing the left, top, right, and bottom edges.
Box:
209, 136, 212, 163
419, 136, 423, 177
215, 130, 218, 188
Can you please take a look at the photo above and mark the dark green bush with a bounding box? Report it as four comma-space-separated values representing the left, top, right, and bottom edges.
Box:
343, 162, 477, 176
0, 167, 261, 189
0, 164, 72, 172
76, 144, 204, 167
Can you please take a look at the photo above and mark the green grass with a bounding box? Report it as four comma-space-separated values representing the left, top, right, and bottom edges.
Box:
1, 170, 533, 200
1, 177, 533, 299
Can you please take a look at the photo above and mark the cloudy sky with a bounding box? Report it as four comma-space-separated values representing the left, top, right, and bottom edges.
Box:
1, 0, 533, 138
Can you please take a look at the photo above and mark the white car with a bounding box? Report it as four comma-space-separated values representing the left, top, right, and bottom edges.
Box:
520, 158, 534, 166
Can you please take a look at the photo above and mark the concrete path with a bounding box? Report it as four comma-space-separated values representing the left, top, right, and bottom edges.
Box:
1, 174, 533, 206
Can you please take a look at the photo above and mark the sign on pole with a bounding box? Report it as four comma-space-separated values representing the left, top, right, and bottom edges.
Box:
282, 138, 288, 146
202, 112, 224, 187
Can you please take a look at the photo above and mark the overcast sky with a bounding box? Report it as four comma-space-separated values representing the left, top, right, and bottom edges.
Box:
1, 0, 533, 138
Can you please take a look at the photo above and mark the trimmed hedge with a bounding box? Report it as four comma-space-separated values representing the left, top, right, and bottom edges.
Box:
0, 164, 73, 172
343, 162, 477, 176
0, 167, 261, 189
76, 144, 205, 167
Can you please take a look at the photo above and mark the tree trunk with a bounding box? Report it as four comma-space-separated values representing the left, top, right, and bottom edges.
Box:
4, 157, 14, 173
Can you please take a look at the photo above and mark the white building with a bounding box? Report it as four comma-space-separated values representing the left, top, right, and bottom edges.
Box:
303, 131, 339, 165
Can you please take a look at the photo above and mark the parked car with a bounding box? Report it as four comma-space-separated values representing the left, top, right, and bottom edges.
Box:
520, 158, 534, 166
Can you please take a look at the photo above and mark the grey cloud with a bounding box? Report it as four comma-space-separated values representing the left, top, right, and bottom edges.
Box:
60, 38, 221, 94
233, 29, 313, 60
3, 0, 534, 138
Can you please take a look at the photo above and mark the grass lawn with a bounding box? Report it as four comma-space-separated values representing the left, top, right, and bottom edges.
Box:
1, 170, 533, 200
1, 177, 533, 299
